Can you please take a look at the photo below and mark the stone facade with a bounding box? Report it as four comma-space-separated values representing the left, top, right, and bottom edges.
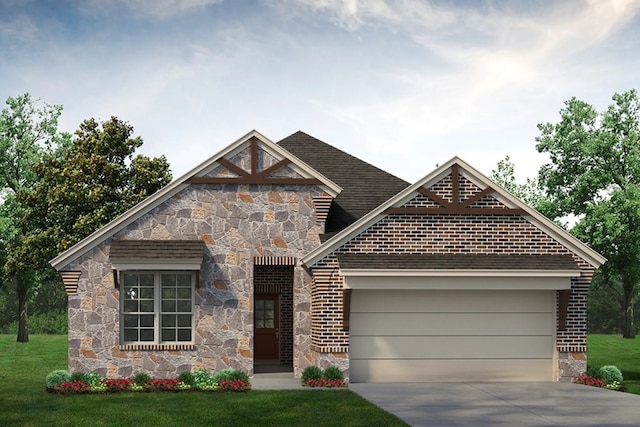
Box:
63, 181, 326, 378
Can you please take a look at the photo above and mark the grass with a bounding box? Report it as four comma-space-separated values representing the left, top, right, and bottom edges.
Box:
0, 335, 407, 427
588, 334, 640, 394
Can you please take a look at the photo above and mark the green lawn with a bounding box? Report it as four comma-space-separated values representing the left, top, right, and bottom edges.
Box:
0, 335, 407, 427
588, 334, 640, 394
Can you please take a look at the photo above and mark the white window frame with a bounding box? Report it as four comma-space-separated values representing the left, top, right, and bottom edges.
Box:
119, 271, 196, 345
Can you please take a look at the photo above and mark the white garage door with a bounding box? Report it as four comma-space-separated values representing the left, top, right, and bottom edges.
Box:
349, 289, 555, 382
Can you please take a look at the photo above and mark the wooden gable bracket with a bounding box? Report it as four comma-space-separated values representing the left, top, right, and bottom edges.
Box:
342, 288, 352, 332
385, 164, 527, 215
186, 138, 323, 186
558, 289, 572, 331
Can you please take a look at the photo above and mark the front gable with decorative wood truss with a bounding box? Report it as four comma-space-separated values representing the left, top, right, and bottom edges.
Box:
304, 157, 605, 382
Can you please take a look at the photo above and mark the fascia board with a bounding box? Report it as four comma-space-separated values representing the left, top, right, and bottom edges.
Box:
343, 276, 573, 290
340, 269, 582, 278
111, 261, 203, 270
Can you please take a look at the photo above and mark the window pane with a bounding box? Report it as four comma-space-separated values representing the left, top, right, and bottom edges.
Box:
162, 329, 176, 342
140, 274, 154, 286
177, 274, 192, 287
162, 300, 176, 312
124, 328, 138, 342
265, 300, 274, 309
177, 314, 191, 327
255, 300, 264, 309
177, 300, 191, 312
265, 319, 274, 328
123, 300, 138, 313
140, 300, 155, 312
177, 288, 191, 299
125, 287, 138, 300
162, 288, 176, 299
139, 287, 154, 299
162, 274, 176, 287
123, 274, 138, 287
256, 319, 264, 328
265, 310, 274, 320
162, 315, 176, 327
123, 315, 138, 327
177, 329, 191, 341
139, 314, 154, 327
140, 329, 154, 341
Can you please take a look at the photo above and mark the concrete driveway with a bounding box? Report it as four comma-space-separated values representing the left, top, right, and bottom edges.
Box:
350, 382, 640, 426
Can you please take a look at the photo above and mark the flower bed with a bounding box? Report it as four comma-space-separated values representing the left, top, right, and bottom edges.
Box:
46, 369, 251, 395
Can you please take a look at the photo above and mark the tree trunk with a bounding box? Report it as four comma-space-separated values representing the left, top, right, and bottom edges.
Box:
621, 282, 636, 339
16, 274, 29, 343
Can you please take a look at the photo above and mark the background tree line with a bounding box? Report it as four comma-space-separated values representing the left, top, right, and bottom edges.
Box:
0, 93, 172, 341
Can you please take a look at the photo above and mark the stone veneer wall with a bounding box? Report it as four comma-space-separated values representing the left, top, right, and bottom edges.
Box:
63, 182, 324, 378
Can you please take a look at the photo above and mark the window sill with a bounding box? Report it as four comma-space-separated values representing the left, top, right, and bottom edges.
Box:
119, 343, 196, 351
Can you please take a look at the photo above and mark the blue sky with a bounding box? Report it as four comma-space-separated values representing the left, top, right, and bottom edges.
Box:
2, 0, 640, 183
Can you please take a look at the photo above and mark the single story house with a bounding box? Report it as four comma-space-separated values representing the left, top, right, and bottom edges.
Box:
52, 130, 605, 382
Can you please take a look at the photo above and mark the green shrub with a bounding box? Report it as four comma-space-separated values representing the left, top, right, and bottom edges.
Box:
301, 365, 322, 382
192, 368, 216, 390
586, 365, 602, 379
85, 371, 103, 386
70, 372, 88, 383
213, 368, 249, 383
322, 366, 344, 381
599, 365, 623, 384
178, 371, 195, 386
132, 372, 152, 385
46, 370, 71, 388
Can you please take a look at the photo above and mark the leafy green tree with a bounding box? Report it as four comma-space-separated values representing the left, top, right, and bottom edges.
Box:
7, 116, 172, 273
536, 89, 640, 338
0, 93, 69, 342
491, 155, 548, 211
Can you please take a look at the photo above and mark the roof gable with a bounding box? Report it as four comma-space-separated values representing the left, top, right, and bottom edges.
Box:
302, 156, 606, 268
50, 130, 340, 270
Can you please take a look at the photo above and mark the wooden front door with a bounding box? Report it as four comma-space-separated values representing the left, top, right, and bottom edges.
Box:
254, 294, 279, 360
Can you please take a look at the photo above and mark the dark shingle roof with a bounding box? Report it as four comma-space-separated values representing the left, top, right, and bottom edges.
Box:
336, 253, 580, 271
278, 131, 409, 233
110, 240, 204, 260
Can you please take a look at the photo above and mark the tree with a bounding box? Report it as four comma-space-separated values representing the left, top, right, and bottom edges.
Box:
7, 116, 173, 273
0, 93, 69, 342
491, 155, 547, 210
536, 89, 640, 338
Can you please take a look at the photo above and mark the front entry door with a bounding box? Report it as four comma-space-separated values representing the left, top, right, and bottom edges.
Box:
254, 294, 279, 360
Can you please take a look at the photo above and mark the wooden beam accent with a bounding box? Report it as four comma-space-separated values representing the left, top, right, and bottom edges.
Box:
451, 164, 460, 204
417, 187, 450, 208
217, 158, 249, 178
459, 187, 495, 208
342, 288, 352, 332
250, 138, 258, 176
186, 177, 323, 185
384, 207, 527, 215
558, 289, 572, 330
255, 159, 291, 178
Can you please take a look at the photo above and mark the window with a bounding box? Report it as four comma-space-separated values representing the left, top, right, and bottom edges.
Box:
121, 272, 194, 344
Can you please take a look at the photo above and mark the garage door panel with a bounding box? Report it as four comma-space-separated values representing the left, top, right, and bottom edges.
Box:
350, 359, 553, 382
349, 289, 555, 382
350, 312, 553, 336
350, 335, 554, 359
351, 290, 554, 313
